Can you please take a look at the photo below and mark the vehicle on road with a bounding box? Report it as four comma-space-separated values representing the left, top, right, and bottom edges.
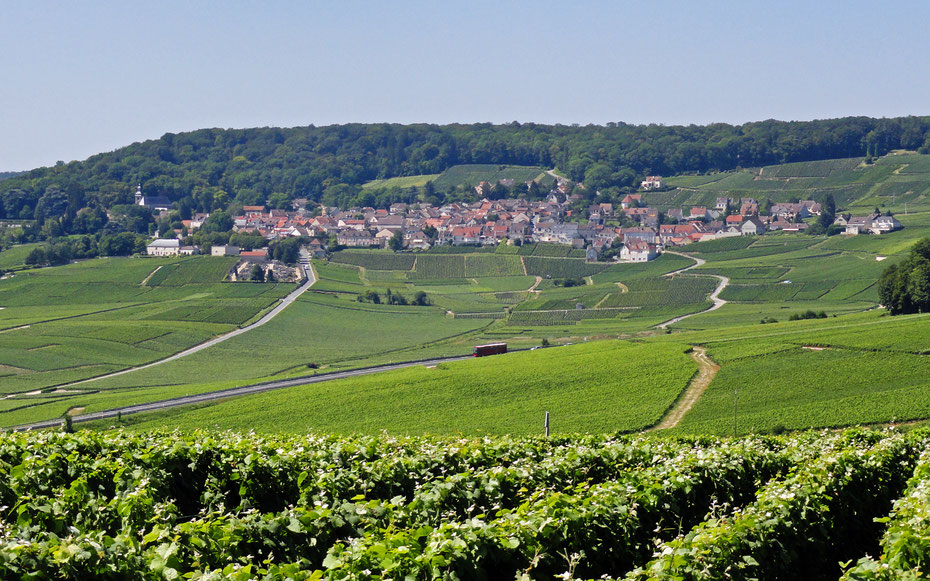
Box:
473, 343, 507, 357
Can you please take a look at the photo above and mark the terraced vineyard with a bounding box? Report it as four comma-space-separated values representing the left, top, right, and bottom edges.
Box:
662, 154, 930, 213
2, 429, 928, 580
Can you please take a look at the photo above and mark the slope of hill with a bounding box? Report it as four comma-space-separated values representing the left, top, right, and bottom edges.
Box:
4, 210, 930, 432
661, 153, 930, 212
4, 117, 930, 224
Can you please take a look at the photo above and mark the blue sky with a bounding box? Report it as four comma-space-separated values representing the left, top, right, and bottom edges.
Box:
2, 1, 929, 170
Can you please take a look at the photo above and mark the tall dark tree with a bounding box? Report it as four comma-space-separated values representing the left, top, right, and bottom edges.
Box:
388, 230, 403, 252
878, 237, 930, 314
818, 193, 837, 229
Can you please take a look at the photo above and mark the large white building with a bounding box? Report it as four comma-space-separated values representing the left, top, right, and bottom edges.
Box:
146, 238, 180, 256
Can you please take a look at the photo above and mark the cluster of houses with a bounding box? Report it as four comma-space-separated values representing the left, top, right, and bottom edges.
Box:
143, 239, 303, 282
834, 212, 902, 235
140, 179, 903, 265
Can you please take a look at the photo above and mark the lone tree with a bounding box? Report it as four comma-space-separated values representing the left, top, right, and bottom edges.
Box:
388, 230, 403, 252
817, 193, 836, 229
250, 264, 265, 282
878, 237, 930, 314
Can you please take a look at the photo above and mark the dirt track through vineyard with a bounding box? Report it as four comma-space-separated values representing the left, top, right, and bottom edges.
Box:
650, 346, 719, 430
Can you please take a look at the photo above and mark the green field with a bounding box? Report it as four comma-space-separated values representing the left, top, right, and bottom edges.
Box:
0, 242, 44, 270
431, 164, 547, 190
113, 340, 696, 434
360, 163, 549, 192
361, 173, 441, 189
5, 158, 930, 434
0, 256, 296, 423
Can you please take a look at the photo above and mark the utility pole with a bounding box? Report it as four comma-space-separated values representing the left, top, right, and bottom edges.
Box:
544, 411, 550, 438
733, 390, 738, 437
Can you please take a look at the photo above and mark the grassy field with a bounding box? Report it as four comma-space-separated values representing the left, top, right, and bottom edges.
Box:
5, 225, 928, 432
360, 164, 549, 192
0, 242, 44, 270
361, 173, 441, 189
431, 164, 547, 190
102, 340, 696, 435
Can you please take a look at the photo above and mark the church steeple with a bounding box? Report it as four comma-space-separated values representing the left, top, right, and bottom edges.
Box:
135, 184, 143, 205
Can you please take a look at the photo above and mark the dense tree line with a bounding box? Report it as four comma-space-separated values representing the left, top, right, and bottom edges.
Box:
3, 117, 930, 243
878, 238, 930, 314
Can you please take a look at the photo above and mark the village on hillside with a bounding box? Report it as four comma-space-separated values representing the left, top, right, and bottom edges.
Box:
144, 175, 903, 265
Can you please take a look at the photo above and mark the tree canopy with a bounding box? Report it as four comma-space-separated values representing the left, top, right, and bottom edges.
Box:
4, 117, 930, 244
878, 238, 930, 314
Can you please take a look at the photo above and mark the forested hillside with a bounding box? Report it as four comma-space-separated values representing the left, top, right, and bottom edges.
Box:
3, 117, 930, 238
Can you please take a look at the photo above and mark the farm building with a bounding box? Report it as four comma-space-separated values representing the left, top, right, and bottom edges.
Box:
872, 215, 902, 234
845, 214, 902, 235
146, 238, 180, 256
620, 242, 658, 262
211, 245, 240, 257
240, 249, 269, 263
740, 217, 766, 236
337, 229, 375, 247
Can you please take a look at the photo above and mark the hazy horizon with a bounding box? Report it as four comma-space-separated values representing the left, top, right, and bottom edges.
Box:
3, 0, 930, 171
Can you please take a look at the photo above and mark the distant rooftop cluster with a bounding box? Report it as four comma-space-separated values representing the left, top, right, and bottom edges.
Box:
140, 169, 902, 266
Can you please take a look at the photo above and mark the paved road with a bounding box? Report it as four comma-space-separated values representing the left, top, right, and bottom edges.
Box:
545, 169, 568, 185
55, 262, 317, 388
10, 353, 478, 432
656, 251, 730, 329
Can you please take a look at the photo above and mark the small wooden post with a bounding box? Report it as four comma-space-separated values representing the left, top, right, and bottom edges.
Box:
544, 411, 550, 438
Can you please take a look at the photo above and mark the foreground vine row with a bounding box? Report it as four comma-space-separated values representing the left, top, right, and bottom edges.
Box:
0, 429, 927, 580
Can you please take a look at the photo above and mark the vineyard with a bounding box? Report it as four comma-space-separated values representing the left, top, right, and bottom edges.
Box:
408, 255, 467, 279
507, 306, 634, 324
522, 256, 608, 278
463, 254, 525, 277
329, 251, 415, 271
144, 257, 237, 286
1, 429, 928, 580
0, 257, 293, 400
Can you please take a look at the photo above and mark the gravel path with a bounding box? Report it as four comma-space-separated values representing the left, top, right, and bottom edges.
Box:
649, 346, 720, 430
